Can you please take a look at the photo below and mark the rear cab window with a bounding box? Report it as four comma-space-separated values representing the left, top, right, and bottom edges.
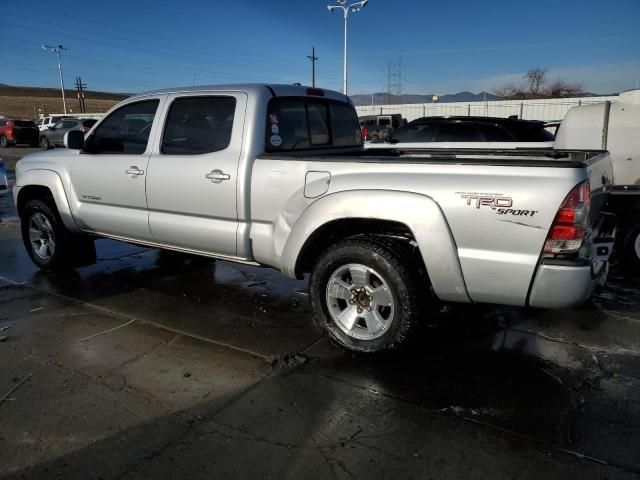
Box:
265, 97, 362, 152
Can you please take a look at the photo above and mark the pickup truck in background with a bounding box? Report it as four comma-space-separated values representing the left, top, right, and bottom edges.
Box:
555, 89, 640, 271
14, 84, 615, 354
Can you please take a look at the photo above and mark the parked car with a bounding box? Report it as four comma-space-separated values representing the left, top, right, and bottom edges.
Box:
36, 115, 73, 132
15, 84, 615, 354
555, 88, 640, 270
0, 119, 39, 147
39, 118, 97, 149
359, 114, 406, 142
0, 157, 8, 196
373, 116, 555, 149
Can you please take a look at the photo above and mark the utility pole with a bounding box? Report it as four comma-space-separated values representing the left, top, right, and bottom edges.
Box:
327, 0, 369, 96
75, 77, 87, 113
307, 47, 318, 87
42, 44, 71, 114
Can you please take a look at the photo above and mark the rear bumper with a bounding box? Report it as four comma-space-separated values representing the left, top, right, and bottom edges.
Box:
528, 212, 616, 309
528, 260, 607, 308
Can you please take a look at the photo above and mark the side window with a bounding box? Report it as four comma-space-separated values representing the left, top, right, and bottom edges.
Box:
434, 122, 483, 142
36, 119, 43, 126
52, 121, 65, 129
162, 96, 236, 155
62, 120, 78, 129
478, 124, 514, 142
86, 99, 159, 155
378, 117, 391, 127
391, 121, 436, 142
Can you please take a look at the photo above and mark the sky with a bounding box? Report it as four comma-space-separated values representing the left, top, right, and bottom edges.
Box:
1, 0, 639, 96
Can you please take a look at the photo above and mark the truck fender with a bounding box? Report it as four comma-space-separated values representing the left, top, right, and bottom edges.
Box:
15, 169, 80, 233
280, 190, 471, 303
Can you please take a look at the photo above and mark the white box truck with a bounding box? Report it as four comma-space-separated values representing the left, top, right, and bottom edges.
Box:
555, 89, 640, 271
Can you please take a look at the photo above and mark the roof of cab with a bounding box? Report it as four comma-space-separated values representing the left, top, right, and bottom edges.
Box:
137, 83, 350, 103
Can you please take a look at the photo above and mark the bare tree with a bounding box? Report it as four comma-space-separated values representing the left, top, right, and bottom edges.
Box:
525, 68, 547, 95
544, 79, 584, 98
495, 67, 584, 99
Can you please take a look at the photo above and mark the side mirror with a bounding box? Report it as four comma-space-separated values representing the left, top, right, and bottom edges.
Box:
65, 130, 85, 150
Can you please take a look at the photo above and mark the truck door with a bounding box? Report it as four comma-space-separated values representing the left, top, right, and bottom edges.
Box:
69, 97, 163, 241
146, 92, 247, 257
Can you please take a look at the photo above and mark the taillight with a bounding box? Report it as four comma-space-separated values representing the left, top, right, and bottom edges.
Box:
544, 181, 590, 255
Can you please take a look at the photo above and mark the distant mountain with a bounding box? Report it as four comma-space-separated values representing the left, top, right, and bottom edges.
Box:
350, 91, 498, 106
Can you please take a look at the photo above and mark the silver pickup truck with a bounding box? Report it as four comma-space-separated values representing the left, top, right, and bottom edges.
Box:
14, 84, 615, 354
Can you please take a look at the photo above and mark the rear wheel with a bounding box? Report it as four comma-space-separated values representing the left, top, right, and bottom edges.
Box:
20, 199, 96, 271
40, 137, 50, 150
309, 237, 428, 354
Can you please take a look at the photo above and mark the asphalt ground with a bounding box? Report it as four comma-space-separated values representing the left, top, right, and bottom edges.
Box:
0, 147, 639, 479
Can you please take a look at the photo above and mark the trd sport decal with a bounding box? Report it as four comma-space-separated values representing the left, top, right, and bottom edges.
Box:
456, 192, 539, 217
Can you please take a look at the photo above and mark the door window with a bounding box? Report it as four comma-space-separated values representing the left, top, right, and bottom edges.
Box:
378, 118, 391, 127
85, 99, 159, 154
52, 121, 65, 129
390, 121, 437, 142
162, 96, 236, 155
61, 120, 78, 129
478, 124, 514, 142
434, 122, 483, 142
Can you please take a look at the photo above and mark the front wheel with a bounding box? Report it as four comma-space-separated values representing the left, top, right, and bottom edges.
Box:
309, 237, 428, 354
20, 199, 96, 271
40, 137, 50, 150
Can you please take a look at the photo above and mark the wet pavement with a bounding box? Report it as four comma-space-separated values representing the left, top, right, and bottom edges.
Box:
1, 151, 640, 478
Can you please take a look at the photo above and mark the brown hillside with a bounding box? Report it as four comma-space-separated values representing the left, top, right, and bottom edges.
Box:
0, 85, 129, 120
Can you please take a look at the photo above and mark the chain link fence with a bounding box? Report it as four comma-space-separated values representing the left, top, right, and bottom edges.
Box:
356, 96, 618, 122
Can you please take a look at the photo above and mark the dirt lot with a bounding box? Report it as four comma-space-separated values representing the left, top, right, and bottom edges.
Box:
1, 149, 639, 479
0, 85, 126, 119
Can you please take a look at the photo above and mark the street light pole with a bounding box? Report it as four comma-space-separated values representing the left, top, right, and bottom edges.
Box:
42, 44, 71, 114
327, 0, 368, 96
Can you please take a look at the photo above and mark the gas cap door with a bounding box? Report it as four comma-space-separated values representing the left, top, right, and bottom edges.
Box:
304, 171, 331, 199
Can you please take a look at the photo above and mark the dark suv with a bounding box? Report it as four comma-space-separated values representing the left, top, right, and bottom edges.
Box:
0, 119, 39, 147
386, 116, 555, 146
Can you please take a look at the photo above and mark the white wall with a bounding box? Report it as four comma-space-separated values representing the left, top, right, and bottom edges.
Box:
356, 95, 618, 122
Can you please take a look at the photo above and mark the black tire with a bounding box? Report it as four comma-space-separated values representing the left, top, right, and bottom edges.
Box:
40, 136, 50, 150
309, 236, 429, 354
0, 136, 9, 148
20, 199, 96, 271
621, 222, 640, 274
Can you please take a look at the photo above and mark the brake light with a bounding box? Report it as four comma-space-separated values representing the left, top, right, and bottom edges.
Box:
544, 181, 590, 255
306, 88, 324, 96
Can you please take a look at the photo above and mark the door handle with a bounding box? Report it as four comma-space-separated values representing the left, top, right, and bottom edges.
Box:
205, 169, 231, 184
125, 166, 144, 177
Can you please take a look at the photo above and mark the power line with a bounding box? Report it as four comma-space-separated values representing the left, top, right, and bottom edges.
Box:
307, 47, 318, 87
